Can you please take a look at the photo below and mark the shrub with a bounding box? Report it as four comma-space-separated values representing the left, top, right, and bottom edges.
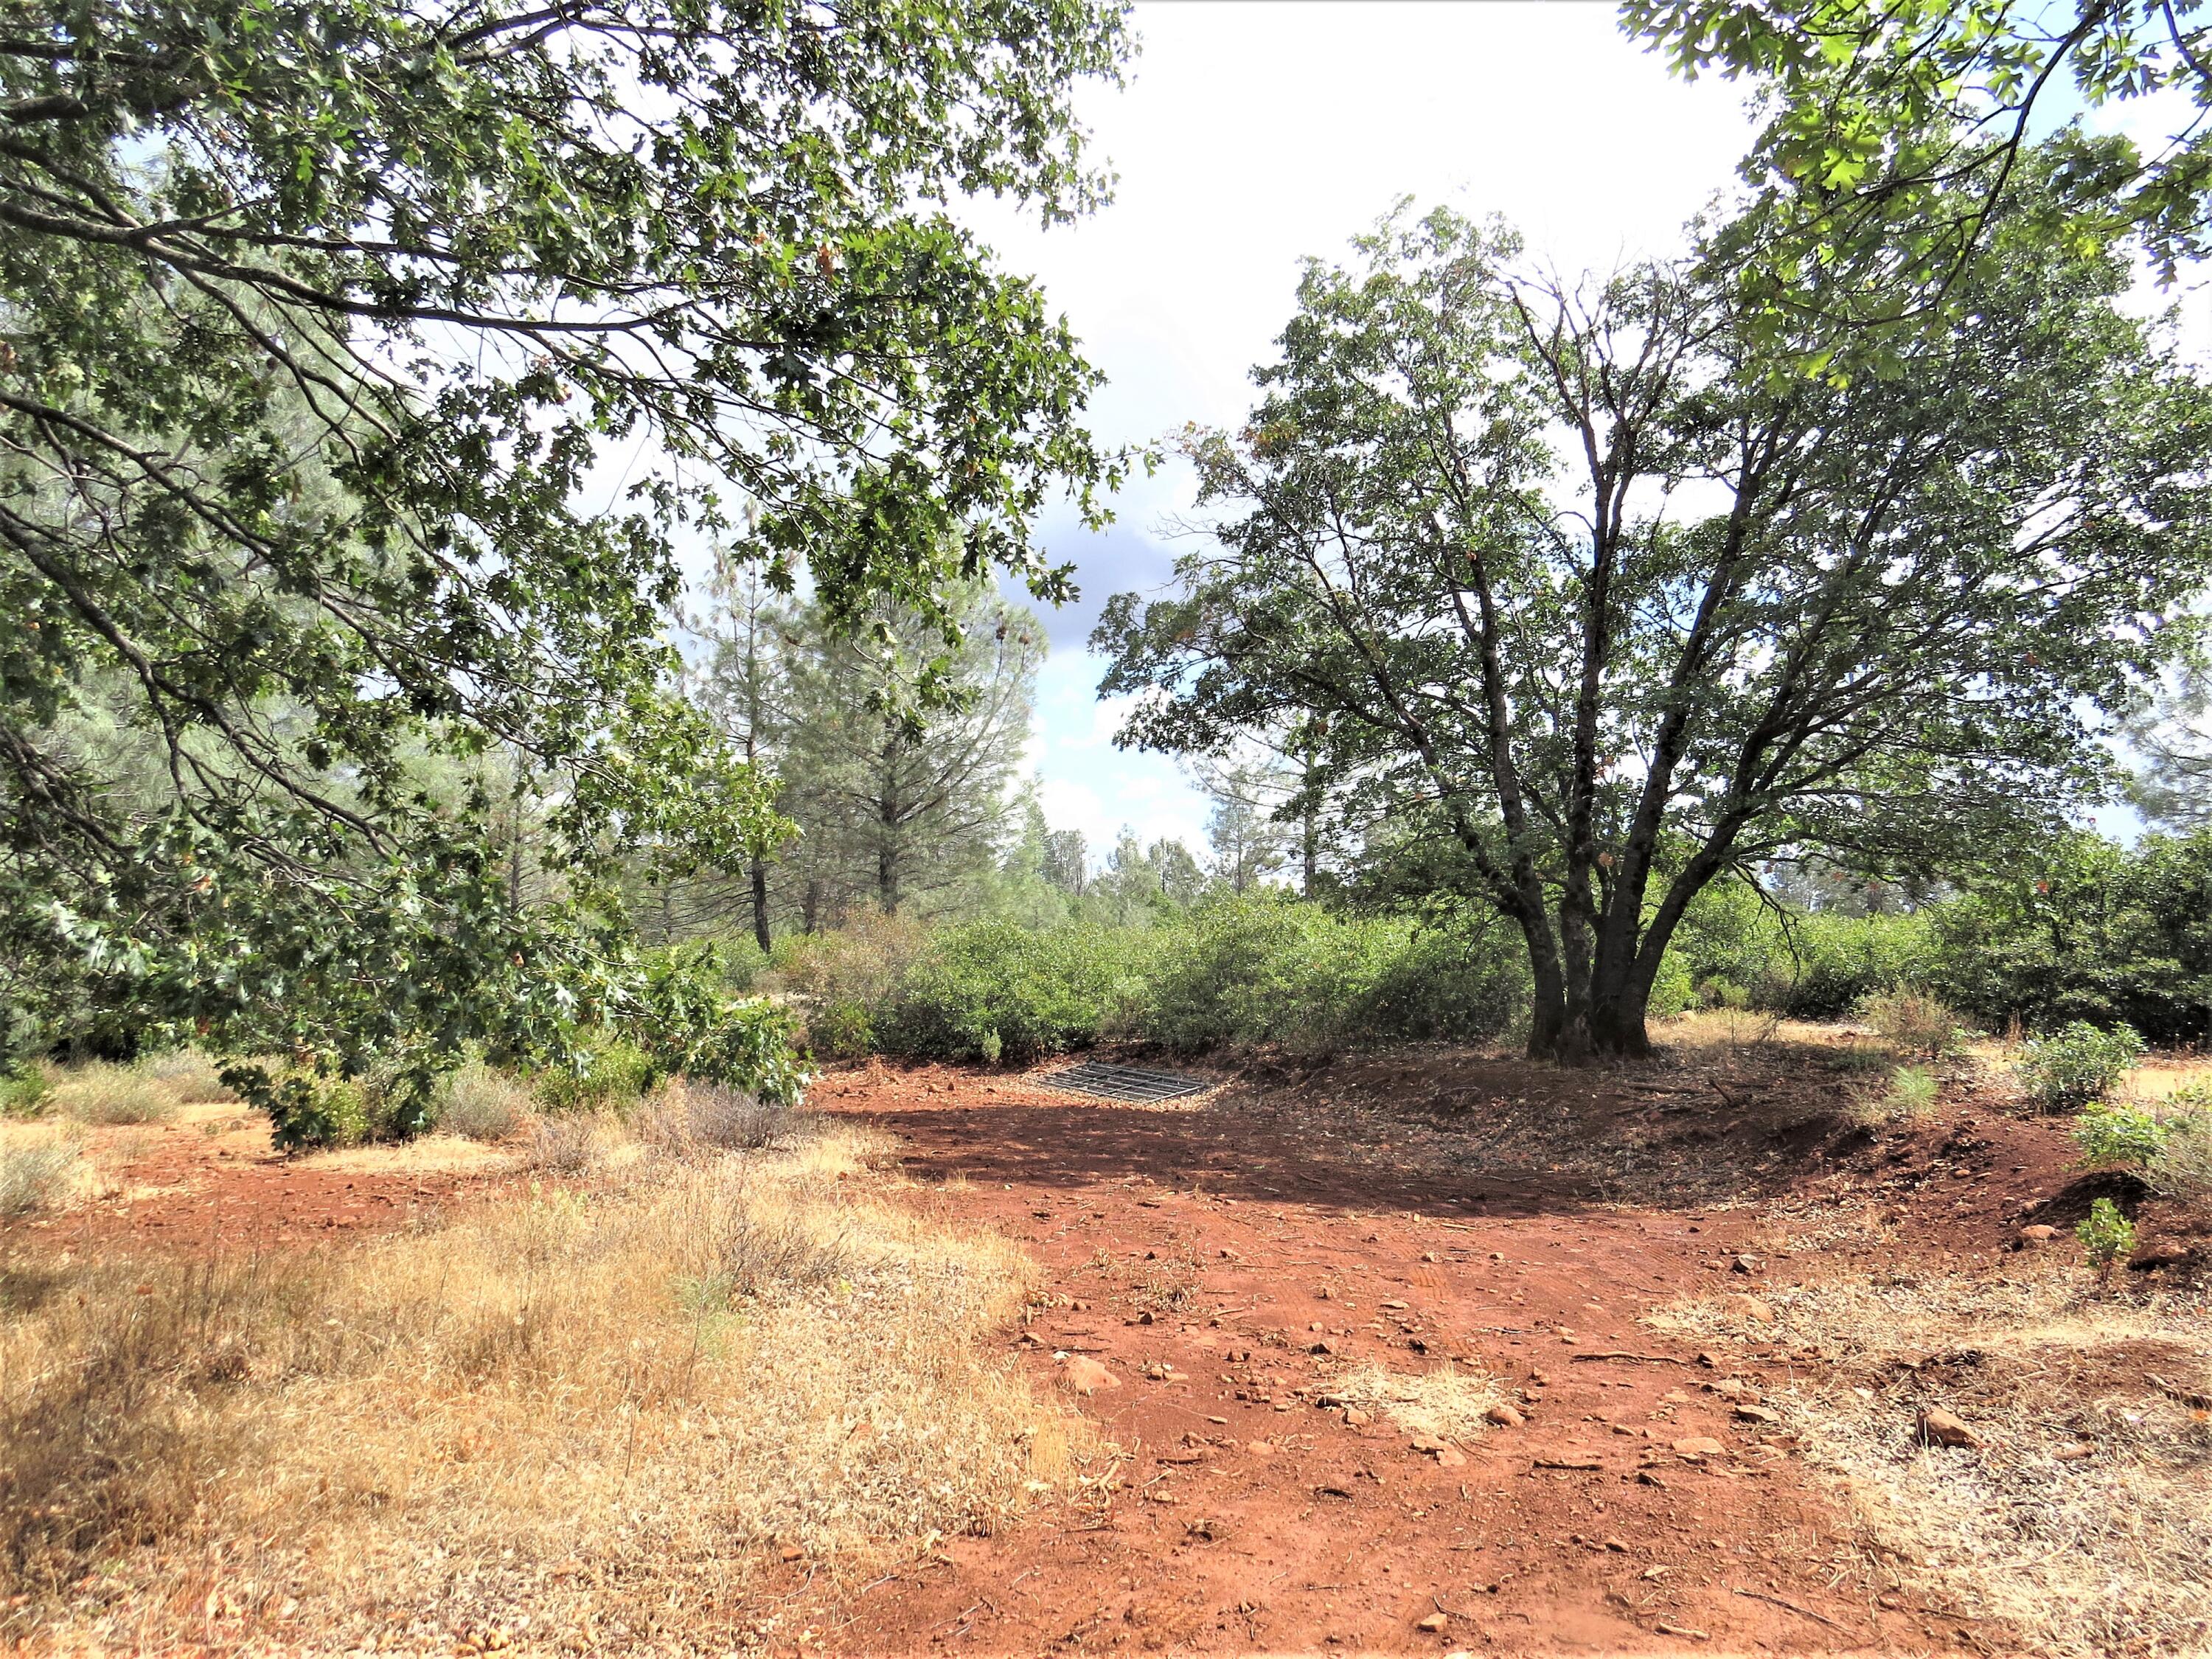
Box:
436, 1063, 530, 1143
1860, 987, 1966, 1060
2016, 1020, 2146, 1113
0, 1069, 49, 1119
1141, 895, 1395, 1054
1927, 830, 2212, 1046
2076, 1197, 2136, 1276
1887, 1064, 1941, 1119
1355, 920, 1528, 1043
532, 1032, 658, 1114
878, 920, 1147, 1065
765, 911, 930, 1011
2073, 1102, 2168, 1169
47, 1061, 177, 1126
0, 1144, 78, 1216
804, 999, 874, 1061
2151, 1096, 2212, 1204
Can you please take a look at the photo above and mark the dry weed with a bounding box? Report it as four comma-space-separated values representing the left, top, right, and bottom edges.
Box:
0, 1142, 80, 1217
1649, 1267, 2212, 1658
1322, 1359, 1503, 1444
42, 1061, 175, 1126
0, 1126, 1089, 1652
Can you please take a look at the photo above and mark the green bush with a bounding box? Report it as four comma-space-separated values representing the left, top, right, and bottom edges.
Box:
1927, 830, 2212, 1046
2017, 1020, 2146, 1113
1140, 894, 1523, 1054
2074, 1102, 2168, 1169
0, 1068, 50, 1119
804, 1000, 874, 1061
2077, 1197, 2137, 1275
1660, 880, 1934, 1019
877, 920, 1147, 1065
532, 1031, 658, 1114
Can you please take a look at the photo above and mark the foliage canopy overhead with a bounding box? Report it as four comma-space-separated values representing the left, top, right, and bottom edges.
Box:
0, 0, 1132, 1083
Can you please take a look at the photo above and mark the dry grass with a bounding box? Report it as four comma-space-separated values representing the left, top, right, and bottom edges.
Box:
0, 1122, 1092, 1652
1322, 1359, 1504, 1444
1649, 1267, 2212, 1658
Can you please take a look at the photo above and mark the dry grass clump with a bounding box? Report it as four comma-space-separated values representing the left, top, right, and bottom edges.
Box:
0, 1141, 81, 1217
1649, 1268, 2212, 1658
637, 1079, 804, 1158
0, 1126, 1088, 1652
1842, 1062, 1942, 1129
434, 1062, 530, 1143
1323, 1359, 1503, 1444
41, 1060, 176, 1126
520, 1113, 600, 1175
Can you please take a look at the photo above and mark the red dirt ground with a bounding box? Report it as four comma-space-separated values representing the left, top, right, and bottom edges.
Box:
783, 1046, 2088, 1658
12, 1034, 2197, 1655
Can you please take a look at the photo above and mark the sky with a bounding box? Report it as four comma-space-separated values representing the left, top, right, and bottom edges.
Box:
959, 2, 1762, 863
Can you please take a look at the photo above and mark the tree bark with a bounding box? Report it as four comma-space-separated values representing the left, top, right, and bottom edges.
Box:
750, 856, 771, 953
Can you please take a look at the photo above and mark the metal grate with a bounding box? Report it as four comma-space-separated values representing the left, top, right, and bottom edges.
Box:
1037, 1061, 1208, 1104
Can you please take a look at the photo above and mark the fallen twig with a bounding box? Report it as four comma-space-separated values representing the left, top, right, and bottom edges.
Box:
1570, 1351, 1687, 1365
1734, 1587, 1847, 1630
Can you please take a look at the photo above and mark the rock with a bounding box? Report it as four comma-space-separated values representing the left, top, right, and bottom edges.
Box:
1343, 1407, 1372, 1427
1915, 1407, 1981, 1448
1602, 1537, 1630, 1553
1310, 1340, 1337, 1355
1061, 1355, 1121, 1395
1731, 1253, 1764, 1275
2053, 1442, 2093, 1461
2017, 1225, 2059, 1248
1434, 1446, 1467, 1468
1694, 1351, 1720, 1369
1733, 1404, 1778, 1424
1409, 1434, 1448, 1453
777, 1544, 804, 1562
1185, 1517, 1222, 1542
1484, 1403, 1526, 1428
1672, 1436, 1726, 1459
1722, 1293, 1775, 1323
1247, 1440, 1275, 1456
1416, 1612, 1450, 1632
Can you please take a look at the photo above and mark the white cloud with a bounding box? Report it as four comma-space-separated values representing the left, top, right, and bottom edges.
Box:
968, 2, 1761, 841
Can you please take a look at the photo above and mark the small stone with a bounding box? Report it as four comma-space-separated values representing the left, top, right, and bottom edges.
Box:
1915, 1407, 1981, 1449
2053, 1442, 2093, 1461
2129, 1240, 2193, 1271
1722, 1293, 1775, 1323
1343, 1407, 1372, 1427
1731, 1253, 1763, 1275
1409, 1433, 1448, 1453
1484, 1404, 1525, 1428
1416, 1613, 1450, 1632
1061, 1355, 1121, 1395
777, 1544, 804, 1562
1248, 1440, 1274, 1456
2017, 1225, 2059, 1248
1422, 1251, 1440, 1263
1672, 1436, 1726, 1459
1602, 1537, 1630, 1553
1310, 1340, 1337, 1355
1734, 1405, 1778, 1424
1434, 1445, 1467, 1468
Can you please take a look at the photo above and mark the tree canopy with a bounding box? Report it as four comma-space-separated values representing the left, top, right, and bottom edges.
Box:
0, 0, 1130, 1085
1624, 0, 2212, 372
1097, 197, 2212, 1059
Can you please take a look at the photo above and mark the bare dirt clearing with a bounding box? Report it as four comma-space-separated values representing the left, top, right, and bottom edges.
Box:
1, 1029, 2203, 1657
801, 1032, 2205, 1657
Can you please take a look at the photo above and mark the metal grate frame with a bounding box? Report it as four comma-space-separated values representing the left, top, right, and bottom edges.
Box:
1037, 1061, 1208, 1103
